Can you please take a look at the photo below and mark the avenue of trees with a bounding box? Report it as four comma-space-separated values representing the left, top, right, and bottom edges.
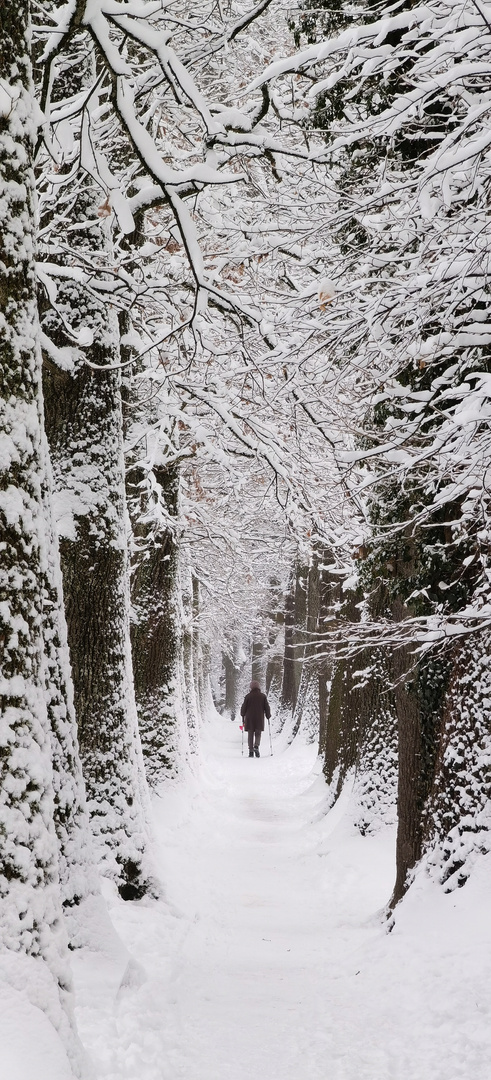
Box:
1, 0, 490, 1066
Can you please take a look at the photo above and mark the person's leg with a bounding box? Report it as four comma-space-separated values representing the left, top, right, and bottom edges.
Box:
248, 729, 254, 755
254, 731, 262, 748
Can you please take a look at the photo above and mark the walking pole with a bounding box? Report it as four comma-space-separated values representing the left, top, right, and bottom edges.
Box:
268, 716, 273, 756
240, 725, 244, 756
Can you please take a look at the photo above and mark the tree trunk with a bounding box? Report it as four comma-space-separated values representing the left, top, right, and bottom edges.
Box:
43, 340, 154, 900
0, 13, 85, 1068
265, 578, 284, 696
280, 572, 296, 713
130, 461, 181, 785
0, 0, 63, 965
224, 650, 240, 721
292, 560, 308, 705
390, 619, 422, 907
323, 574, 398, 832
41, 441, 97, 913
291, 554, 320, 743
389, 603, 449, 909
252, 638, 265, 686
119, 213, 184, 783
200, 642, 214, 715
317, 551, 335, 757
181, 556, 200, 746
421, 631, 491, 890
323, 573, 345, 786
192, 574, 208, 717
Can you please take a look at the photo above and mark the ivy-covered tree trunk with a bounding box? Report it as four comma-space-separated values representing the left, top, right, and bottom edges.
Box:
265, 645, 283, 699
291, 554, 320, 743
252, 637, 265, 686
324, 587, 363, 791
280, 571, 296, 714
422, 631, 491, 890
389, 595, 450, 908
323, 576, 398, 834
0, 7, 86, 1068
317, 552, 335, 757
264, 578, 284, 697
0, 0, 63, 965
119, 211, 185, 784
200, 641, 214, 716
389, 595, 422, 907
41, 442, 97, 915
192, 574, 208, 717
181, 555, 200, 747
43, 332, 155, 900
130, 461, 181, 784
224, 646, 240, 720
292, 559, 308, 706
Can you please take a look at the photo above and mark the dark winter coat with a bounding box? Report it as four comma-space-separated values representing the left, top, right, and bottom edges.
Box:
240, 688, 271, 732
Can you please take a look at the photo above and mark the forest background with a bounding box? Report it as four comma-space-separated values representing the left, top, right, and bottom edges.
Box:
1, 0, 491, 1072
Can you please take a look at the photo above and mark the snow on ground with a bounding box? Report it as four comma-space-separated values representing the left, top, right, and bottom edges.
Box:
73, 714, 491, 1080
0, 981, 74, 1080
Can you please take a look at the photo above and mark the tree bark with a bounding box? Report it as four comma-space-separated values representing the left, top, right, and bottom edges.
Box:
390, 614, 422, 907
265, 578, 284, 696
323, 575, 398, 828
130, 461, 181, 784
252, 638, 265, 686
280, 572, 296, 713
41, 442, 97, 913
0, 0, 62, 965
292, 560, 308, 705
192, 574, 208, 717
43, 340, 154, 900
291, 554, 320, 743
181, 556, 200, 746
224, 650, 240, 720
422, 632, 491, 889
0, 18, 86, 1070
389, 601, 449, 908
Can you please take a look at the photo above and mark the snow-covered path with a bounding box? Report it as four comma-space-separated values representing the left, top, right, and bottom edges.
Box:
149, 718, 384, 1080
74, 715, 491, 1080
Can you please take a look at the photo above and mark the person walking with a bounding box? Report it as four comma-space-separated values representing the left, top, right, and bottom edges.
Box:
240, 680, 271, 758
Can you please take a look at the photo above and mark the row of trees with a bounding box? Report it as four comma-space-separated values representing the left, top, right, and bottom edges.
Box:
242, 0, 491, 909
1, 0, 298, 1069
